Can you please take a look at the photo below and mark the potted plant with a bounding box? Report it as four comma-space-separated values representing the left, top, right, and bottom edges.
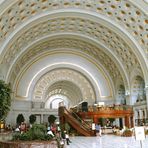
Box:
12, 124, 53, 141
0, 80, 11, 121
48, 115, 57, 125
16, 114, 25, 126
122, 128, 133, 137
29, 114, 36, 127
0, 80, 11, 131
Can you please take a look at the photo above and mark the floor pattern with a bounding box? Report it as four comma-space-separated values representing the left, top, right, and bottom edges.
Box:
65, 135, 147, 148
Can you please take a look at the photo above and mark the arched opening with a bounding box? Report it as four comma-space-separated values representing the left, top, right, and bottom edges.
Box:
45, 94, 69, 109
131, 76, 145, 105
116, 85, 126, 105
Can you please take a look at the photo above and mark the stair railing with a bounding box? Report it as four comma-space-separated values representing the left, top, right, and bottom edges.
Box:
64, 107, 92, 131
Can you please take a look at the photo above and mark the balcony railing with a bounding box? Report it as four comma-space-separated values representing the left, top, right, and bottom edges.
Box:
72, 105, 133, 113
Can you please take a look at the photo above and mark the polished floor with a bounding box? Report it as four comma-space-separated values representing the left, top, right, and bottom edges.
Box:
66, 135, 148, 148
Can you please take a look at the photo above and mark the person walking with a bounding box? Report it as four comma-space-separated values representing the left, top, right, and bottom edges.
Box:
62, 130, 72, 145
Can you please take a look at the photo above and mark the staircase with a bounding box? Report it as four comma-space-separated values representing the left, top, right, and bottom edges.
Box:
58, 106, 95, 136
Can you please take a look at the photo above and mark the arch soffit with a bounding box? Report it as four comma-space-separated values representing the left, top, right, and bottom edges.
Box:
130, 73, 145, 92
0, 0, 146, 86
26, 68, 96, 102
13, 53, 114, 100
130, 68, 145, 84
3, 11, 142, 93
115, 78, 126, 93
35, 79, 84, 103
8, 35, 128, 91
45, 88, 81, 104
1, 12, 145, 81
130, 75, 145, 98
14, 52, 114, 98
0, 0, 147, 56
44, 95, 70, 109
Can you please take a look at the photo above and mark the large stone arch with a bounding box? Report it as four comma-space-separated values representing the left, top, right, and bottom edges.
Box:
13, 52, 114, 104
32, 68, 96, 105
8, 36, 126, 94
0, 1, 146, 86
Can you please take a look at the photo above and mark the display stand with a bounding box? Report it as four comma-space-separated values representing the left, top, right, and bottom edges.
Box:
135, 126, 145, 148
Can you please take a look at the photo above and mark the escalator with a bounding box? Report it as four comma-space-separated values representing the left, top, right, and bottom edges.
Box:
58, 106, 95, 136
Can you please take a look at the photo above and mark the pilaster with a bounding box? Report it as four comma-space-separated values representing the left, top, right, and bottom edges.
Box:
125, 95, 130, 105
145, 87, 148, 116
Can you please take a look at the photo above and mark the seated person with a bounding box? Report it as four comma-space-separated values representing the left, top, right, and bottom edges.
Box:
47, 130, 54, 137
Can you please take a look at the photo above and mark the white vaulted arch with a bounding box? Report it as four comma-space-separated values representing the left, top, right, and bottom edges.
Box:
2, 12, 147, 86
14, 52, 114, 103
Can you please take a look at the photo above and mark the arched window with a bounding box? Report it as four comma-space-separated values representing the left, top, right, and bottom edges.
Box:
45, 94, 69, 109
51, 98, 64, 109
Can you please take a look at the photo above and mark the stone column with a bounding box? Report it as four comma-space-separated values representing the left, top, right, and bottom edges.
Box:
134, 110, 138, 126
115, 118, 120, 127
144, 109, 147, 119
145, 87, 148, 111
41, 114, 44, 124
139, 109, 143, 120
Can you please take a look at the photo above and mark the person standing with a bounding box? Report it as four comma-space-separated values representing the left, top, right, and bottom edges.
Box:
92, 123, 96, 135
95, 123, 102, 137
20, 122, 26, 134
65, 131, 72, 145
99, 124, 102, 136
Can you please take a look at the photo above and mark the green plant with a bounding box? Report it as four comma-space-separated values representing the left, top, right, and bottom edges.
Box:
122, 129, 132, 137
30, 124, 47, 140
19, 132, 31, 141
48, 115, 57, 125
12, 124, 53, 141
12, 132, 21, 141
0, 80, 11, 121
29, 114, 36, 124
16, 114, 25, 126
98, 118, 106, 126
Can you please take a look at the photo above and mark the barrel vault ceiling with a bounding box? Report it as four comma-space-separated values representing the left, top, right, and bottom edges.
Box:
0, 0, 147, 104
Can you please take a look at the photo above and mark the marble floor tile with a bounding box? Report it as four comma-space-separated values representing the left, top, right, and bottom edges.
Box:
65, 135, 148, 148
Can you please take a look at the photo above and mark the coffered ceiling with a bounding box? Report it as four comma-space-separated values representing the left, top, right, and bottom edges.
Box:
0, 0, 147, 103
